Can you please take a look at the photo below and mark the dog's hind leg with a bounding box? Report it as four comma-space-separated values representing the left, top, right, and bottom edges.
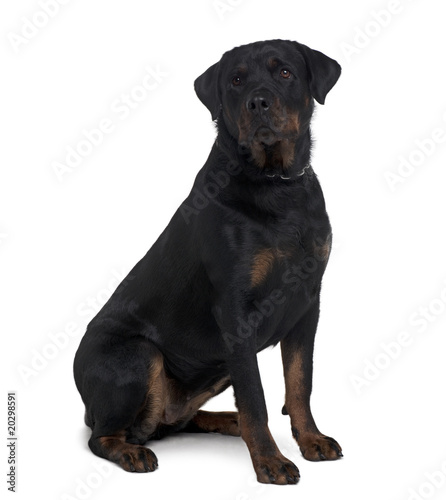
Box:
183, 410, 240, 436
74, 334, 165, 472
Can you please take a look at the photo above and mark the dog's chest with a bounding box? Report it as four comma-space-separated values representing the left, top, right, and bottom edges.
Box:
246, 219, 331, 347
250, 233, 331, 291
248, 204, 332, 287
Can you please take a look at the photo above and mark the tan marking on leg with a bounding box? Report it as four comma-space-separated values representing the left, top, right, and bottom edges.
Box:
189, 410, 240, 436
282, 347, 342, 461
134, 351, 168, 436
282, 349, 309, 431
161, 375, 231, 425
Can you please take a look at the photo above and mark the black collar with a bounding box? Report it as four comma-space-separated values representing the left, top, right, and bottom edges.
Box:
265, 164, 312, 180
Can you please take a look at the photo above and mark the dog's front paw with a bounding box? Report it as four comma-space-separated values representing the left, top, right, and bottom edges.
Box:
293, 429, 343, 461
118, 445, 159, 472
252, 454, 300, 485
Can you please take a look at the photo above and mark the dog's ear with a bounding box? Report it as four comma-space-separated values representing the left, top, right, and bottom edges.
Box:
194, 62, 221, 121
294, 42, 341, 105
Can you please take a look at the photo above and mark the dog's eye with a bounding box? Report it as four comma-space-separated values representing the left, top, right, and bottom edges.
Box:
280, 68, 291, 79
232, 76, 242, 86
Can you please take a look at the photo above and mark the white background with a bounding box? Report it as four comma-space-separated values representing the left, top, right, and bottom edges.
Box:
2, 1, 446, 499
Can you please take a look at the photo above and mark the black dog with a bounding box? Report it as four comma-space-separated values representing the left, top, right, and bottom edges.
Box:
74, 39, 342, 485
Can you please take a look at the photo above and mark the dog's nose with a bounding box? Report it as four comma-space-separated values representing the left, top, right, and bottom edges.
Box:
247, 95, 270, 113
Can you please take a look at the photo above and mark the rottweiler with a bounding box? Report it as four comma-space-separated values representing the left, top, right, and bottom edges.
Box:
74, 39, 342, 485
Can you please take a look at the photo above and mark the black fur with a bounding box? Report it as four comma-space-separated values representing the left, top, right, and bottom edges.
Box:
74, 39, 342, 485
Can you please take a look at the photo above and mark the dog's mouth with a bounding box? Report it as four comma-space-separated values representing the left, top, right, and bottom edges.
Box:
239, 125, 281, 151
253, 126, 280, 147
238, 126, 295, 172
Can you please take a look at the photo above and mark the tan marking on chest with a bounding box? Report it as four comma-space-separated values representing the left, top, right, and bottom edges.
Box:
251, 248, 288, 287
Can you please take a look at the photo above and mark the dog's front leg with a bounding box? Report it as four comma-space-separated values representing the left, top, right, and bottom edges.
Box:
222, 321, 300, 485
281, 298, 343, 461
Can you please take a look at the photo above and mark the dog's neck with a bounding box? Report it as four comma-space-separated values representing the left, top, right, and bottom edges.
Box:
215, 114, 313, 181
265, 164, 312, 180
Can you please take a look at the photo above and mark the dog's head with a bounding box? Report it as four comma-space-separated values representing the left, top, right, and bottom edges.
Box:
195, 40, 341, 176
